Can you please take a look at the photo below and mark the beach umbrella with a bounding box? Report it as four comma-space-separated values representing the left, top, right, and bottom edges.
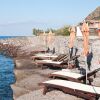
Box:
76, 26, 83, 47
81, 21, 89, 84
97, 22, 100, 38
68, 26, 76, 62
47, 30, 54, 49
76, 26, 83, 37
42, 31, 48, 51
68, 26, 76, 49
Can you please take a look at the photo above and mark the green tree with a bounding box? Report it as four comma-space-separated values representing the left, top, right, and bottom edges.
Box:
32, 25, 70, 36
55, 26, 70, 36
63, 26, 70, 36
32, 28, 43, 35
33, 28, 37, 35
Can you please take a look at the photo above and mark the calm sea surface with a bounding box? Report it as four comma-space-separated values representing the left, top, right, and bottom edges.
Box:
0, 36, 16, 100
0, 36, 17, 39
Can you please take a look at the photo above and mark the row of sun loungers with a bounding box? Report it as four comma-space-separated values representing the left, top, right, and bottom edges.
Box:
31, 51, 100, 99
34, 53, 80, 69
39, 68, 100, 100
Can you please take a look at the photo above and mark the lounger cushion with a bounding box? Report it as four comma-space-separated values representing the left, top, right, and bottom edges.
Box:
52, 54, 66, 61
34, 54, 57, 58
39, 60, 62, 64
43, 79, 100, 94
51, 71, 83, 78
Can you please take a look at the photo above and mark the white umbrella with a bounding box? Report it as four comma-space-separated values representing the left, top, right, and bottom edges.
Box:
76, 26, 83, 37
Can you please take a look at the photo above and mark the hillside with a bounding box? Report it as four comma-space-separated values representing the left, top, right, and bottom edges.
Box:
85, 6, 100, 20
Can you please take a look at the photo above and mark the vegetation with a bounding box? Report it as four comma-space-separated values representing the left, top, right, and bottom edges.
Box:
55, 26, 70, 36
32, 26, 70, 36
33, 28, 43, 36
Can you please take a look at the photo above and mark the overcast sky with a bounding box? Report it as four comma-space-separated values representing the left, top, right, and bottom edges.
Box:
0, 0, 99, 36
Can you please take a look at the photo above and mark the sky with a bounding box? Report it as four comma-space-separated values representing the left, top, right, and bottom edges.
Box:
0, 0, 100, 36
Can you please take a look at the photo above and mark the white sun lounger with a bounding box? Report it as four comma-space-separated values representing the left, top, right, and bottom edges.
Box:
35, 55, 80, 69
34, 54, 57, 58
39, 79, 100, 100
49, 68, 100, 84
37, 59, 62, 64
49, 71, 83, 78
35, 59, 68, 69
31, 54, 58, 60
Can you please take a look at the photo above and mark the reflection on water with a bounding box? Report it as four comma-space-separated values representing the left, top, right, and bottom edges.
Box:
0, 54, 16, 100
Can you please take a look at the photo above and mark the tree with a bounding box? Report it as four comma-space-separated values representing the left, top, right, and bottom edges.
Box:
32, 25, 70, 36
63, 26, 70, 36
32, 28, 43, 36
55, 26, 70, 36
33, 28, 37, 35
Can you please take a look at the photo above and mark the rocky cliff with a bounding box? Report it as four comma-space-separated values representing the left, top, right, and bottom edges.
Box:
85, 6, 100, 20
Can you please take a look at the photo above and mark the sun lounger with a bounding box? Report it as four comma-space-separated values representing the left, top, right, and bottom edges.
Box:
52, 54, 69, 61
49, 68, 100, 84
39, 79, 100, 100
32, 54, 67, 61
35, 59, 67, 69
36, 55, 80, 69
31, 54, 58, 60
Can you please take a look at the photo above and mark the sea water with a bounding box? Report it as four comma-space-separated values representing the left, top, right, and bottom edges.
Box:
0, 36, 16, 100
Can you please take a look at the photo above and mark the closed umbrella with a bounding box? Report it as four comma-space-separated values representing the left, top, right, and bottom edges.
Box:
82, 21, 89, 56
76, 26, 83, 37
97, 22, 100, 38
68, 26, 76, 49
68, 26, 76, 59
43, 31, 47, 50
81, 21, 89, 84
47, 30, 54, 50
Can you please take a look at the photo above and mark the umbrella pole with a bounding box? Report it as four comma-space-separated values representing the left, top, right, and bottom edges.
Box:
85, 56, 87, 84
45, 35, 47, 53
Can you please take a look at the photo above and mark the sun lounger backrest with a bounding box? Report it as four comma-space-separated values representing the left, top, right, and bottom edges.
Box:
78, 68, 100, 80
58, 54, 69, 62
52, 54, 66, 61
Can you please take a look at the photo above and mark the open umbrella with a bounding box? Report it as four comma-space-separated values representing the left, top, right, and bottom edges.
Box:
81, 21, 89, 84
